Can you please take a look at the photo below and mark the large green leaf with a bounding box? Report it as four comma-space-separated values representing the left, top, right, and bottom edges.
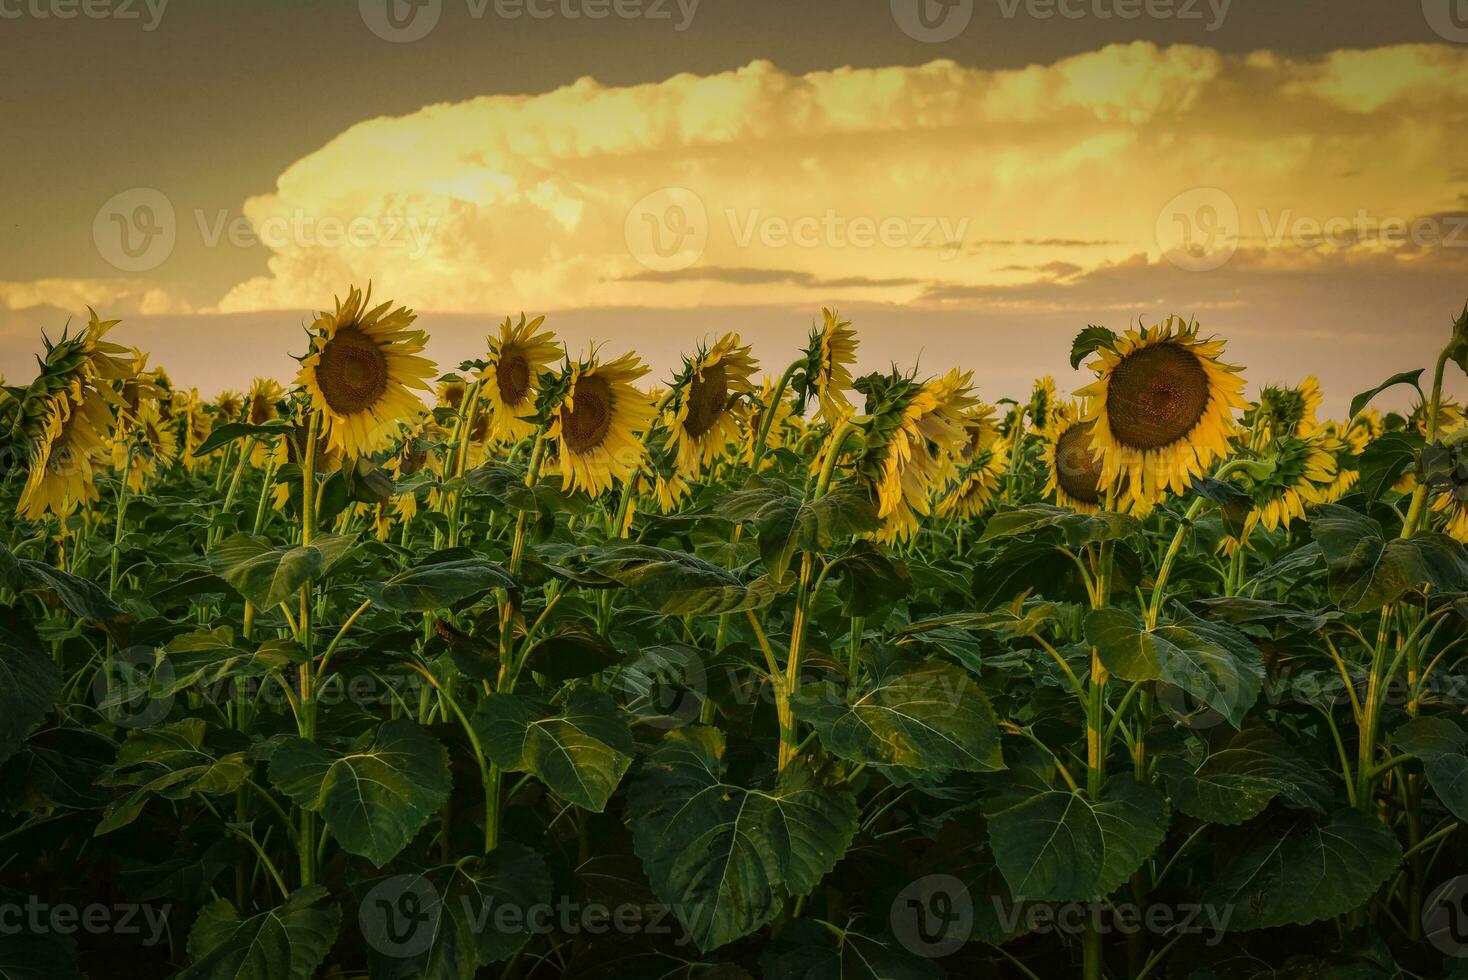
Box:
1357, 431, 1420, 501
474, 688, 634, 812
717, 479, 879, 581
154, 628, 305, 698
521, 627, 622, 681
366, 550, 516, 612
1070, 325, 1120, 369
1349, 369, 1423, 419
1202, 809, 1401, 929
0, 610, 58, 764
209, 532, 357, 609
268, 719, 451, 867
14, 559, 126, 623
580, 544, 777, 616
191, 420, 292, 458
1154, 729, 1332, 825
95, 719, 251, 835
1391, 716, 1468, 821
179, 886, 339, 980
359, 844, 553, 977
794, 658, 1003, 772
1312, 505, 1468, 612
626, 727, 858, 951
986, 778, 1169, 902
981, 503, 1140, 546
1085, 607, 1263, 727
761, 920, 941, 980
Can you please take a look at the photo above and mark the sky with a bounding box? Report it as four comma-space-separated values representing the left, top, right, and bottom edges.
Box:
2, 0, 1466, 415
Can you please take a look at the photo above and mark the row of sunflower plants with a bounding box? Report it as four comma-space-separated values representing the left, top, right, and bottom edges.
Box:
1, 290, 1467, 978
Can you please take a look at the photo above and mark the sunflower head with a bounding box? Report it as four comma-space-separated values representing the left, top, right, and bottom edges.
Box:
215, 390, 244, 420
1077, 316, 1247, 512
247, 378, 285, 426
1027, 376, 1059, 430
667, 334, 758, 479
549, 352, 655, 497
1220, 433, 1339, 552
796, 308, 858, 425
17, 387, 112, 520
741, 376, 797, 470
436, 378, 468, 411
296, 286, 435, 458
482, 314, 559, 442
1039, 401, 1110, 514
1252, 376, 1322, 441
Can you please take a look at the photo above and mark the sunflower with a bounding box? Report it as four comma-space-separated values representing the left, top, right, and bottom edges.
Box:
1039, 401, 1110, 514
1220, 434, 1339, 552
801, 308, 859, 425
113, 397, 178, 492
1253, 376, 1322, 441
549, 352, 655, 497
436, 378, 468, 411
1431, 491, 1468, 542
1027, 376, 1060, 430
215, 390, 244, 421
481, 314, 560, 442
740, 377, 797, 470
17, 387, 112, 520
666, 334, 758, 479
176, 388, 213, 471
1077, 316, 1246, 512
296, 286, 435, 459
937, 441, 1005, 519
1409, 397, 1466, 439
857, 368, 975, 543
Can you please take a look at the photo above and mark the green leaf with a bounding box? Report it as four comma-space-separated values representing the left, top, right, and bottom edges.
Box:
829, 541, 909, 615
474, 688, 634, 812
793, 658, 1004, 772
1349, 369, 1424, 420
1203, 809, 1401, 929
191, 420, 292, 458
981, 504, 1141, 546
1085, 607, 1263, 727
762, 920, 941, 980
522, 627, 622, 681
1154, 729, 1332, 825
179, 886, 340, 980
718, 480, 880, 582
581, 544, 777, 616
209, 533, 357, 610
16, 559, 126, 623
1070, 325, 1120, 370
0, 610, 58, 764
154, 629, 306, 698
1312, 505, 1468, 612
973, 539, 1095, 608
1390, 717, 1468, 821
627, 727, 858, 951
96, 719, 251, 835
1357, 431, 1420, 501
268, 719, 451, 867
366, 550, 516, 612
987, 778, 1169, 901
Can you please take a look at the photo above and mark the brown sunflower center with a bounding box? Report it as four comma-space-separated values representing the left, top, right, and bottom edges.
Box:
496, 351, 531, 407
561, 374, 613, 453
1055, 421, 1104, 504
1106, 342, 1209, 450
316, 327, 389, 415
250, 396, 274, 426
683, 363, 728, 439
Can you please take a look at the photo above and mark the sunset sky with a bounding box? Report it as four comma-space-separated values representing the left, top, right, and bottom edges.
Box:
2, 0, 1465, 414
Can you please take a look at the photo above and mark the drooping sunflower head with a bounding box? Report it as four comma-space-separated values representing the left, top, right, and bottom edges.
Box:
1077, 316, 1247, 512
1221, 433, 1339, 552
937, 424, 1005, 521
667, 334, 758, 479
1409, 396, 1466, 439
1424, 438, 1468, 543
1027, 376, 1059, 430
549, 351, 655, 497
17, 387, 112, 521
176, 388, 213, 470
957, 403, 1001, 463
481, 314, 559, 442
1041, 400, 1109, 514
296, 286, 435, 458
798, 308, 859, 425
740, 376, 797, 470
1253, 376, 1323, 441
113, 397, 178, 492
436, 377, 468, 411
215, 390, 244, 420
247, 378, 285, 426
855, 368, 975, 542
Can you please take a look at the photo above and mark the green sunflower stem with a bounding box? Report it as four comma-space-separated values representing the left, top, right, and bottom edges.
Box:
750, 359, 801, 472
1401, 344, 1452, 539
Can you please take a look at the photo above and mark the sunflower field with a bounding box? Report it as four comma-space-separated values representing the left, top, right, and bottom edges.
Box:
2, 290, 1468, 980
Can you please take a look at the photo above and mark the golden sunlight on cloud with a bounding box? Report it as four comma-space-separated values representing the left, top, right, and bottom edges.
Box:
210, 42, 1468, 317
